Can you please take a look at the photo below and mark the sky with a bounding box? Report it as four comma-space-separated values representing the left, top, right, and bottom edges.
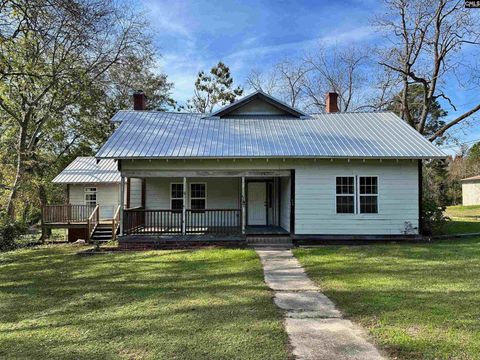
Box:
137, 0, 479, 155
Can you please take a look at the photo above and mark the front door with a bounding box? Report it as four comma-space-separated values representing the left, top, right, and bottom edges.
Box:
247, 182, 267, 225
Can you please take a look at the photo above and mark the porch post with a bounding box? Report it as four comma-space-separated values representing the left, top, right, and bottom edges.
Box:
241, 176, 246, 235
182, 177, 187, 235
120, 176, 125, 236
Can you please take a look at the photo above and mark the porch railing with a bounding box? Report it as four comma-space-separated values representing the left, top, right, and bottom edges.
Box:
123, 209, 241, 235
42, 204, 96, 224
87, 205, 100, 241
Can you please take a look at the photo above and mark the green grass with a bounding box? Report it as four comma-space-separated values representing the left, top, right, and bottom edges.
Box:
440, 205, 480, 235
446, 205, 480, 218
0, 245, 289, 360
294, 239, 480, 359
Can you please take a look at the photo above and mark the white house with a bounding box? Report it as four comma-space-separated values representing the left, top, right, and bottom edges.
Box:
461, 175, 480, 205
45, 91, 445, 247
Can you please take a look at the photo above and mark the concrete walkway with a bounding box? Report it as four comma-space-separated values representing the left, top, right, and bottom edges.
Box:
256, 249, 385, 360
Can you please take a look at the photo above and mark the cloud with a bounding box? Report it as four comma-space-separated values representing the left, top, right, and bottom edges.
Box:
224, 25, 377, 61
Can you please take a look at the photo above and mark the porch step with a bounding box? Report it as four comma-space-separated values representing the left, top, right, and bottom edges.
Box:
247, 236, 293, 248
91, 225, 114, 242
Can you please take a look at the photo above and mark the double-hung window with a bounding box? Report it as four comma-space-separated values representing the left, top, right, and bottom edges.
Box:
335, 176, 378, 214
190, 183, 206, 210
85, 187, 97, 207
171, 183, 184, 211
336, 177, 355, 214
359, 176, 378, 213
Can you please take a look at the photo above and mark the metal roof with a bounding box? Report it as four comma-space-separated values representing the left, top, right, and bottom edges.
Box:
461, 175, 480, 182
52, 157, 120, 184
96, 111, 446, 159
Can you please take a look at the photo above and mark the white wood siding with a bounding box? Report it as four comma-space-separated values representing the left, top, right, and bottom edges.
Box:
462, 182, 480, 205
122, 158, 420, 235
145, 177, 240, 209
69, 183, 120, 219
129, 178, 143, 207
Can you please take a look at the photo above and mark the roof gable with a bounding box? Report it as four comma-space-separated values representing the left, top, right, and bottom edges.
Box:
210, 91, 306, 118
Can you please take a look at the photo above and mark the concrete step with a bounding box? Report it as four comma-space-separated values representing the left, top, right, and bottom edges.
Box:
247, 237, 293, 244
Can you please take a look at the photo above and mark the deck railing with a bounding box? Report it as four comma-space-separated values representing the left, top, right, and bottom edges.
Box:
87, 205, 100, 241
123, 209, 241, 235
111, 205, 121, 241
42, 204, 96, 224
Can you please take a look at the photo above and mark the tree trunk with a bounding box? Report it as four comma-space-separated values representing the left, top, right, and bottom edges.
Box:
38, 183, 50, 242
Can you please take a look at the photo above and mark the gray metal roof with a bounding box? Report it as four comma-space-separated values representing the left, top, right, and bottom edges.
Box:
96, 111, 446, 159
52, 157, 120, 184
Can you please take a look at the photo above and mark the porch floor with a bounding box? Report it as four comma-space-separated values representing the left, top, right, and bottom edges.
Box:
245, 226, 289, 236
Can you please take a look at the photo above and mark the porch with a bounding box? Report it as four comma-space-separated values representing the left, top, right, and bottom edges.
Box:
119, 169, 294, 240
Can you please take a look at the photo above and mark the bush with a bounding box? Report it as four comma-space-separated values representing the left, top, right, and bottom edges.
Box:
0, 213, 25, 251
422, 195, 449, 236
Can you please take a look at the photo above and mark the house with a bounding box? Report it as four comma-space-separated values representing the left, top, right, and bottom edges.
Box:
43, 90, 446, 247
461, 175, 480, 206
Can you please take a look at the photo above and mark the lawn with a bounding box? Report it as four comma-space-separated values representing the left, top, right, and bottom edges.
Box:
441, 205, 480, 235
0, 245, 289, 360
294, 238, 480, 360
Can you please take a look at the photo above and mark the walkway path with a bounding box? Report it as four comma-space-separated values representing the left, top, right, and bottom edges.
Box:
256, 249, 385, 360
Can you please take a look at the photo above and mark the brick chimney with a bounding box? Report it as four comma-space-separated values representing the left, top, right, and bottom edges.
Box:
325, 92, 339, 113
133, 90, 146, 110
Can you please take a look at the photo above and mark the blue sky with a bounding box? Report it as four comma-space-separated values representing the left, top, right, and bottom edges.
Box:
138, 0, 479, 154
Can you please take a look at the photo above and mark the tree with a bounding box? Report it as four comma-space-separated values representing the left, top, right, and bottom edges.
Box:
388, 84, 448, 141
377, 0, 480, 142
0, 0, 160, 219
303, 45, 370, 112
187, 62, 243, 113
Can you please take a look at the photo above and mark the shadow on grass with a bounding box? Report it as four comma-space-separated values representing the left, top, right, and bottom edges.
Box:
0, 246, 289, 360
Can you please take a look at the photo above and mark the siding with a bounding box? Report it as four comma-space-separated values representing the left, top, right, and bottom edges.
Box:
294, 161, 419, 235
69, 183, 120, 219
145, 177, 240, 210
129, 178, 143, 207
122, 158, 420, 235
280, 177, 291, 232
462, 182, 480, 205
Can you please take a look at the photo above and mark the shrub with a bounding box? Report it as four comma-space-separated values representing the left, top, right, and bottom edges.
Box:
422, 194, 449, 236
0, 213, 25, 251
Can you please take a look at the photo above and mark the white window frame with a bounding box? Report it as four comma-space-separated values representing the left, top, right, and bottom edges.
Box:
189, 182, 207, 210
335, 176, 356, 214
84, 187, 97, 207
358, 176, 379, 214
170, 182, 184, 211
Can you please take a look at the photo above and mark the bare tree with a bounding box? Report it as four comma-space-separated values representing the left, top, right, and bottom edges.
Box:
377, 0, 480, 142
245, 68, 279, 95
274, 60, 309, 108
303, 44, 370, 112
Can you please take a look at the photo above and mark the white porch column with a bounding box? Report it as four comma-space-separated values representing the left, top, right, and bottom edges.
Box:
120, 175, 125, 236
182, 177, 187, 235
241, 176, 246, 235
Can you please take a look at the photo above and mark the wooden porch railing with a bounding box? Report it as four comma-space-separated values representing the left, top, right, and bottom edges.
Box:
87, 205, 100, 242
42, 204, 96, 224
186, 209, 241, 234
111, 205, 121, 241
123, 209, 241, 235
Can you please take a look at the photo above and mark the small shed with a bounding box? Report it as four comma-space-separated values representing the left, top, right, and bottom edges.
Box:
461, 175, 480, 206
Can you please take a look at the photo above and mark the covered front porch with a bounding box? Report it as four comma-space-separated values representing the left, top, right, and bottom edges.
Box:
120, 169, 294, 240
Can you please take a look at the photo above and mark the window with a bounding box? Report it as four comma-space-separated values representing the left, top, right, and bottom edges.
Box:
336, 177, 355, 214
359, 177, 378, 213
170, 183, 184, 211
85, 187, 97, 207
190, 183, 206, 210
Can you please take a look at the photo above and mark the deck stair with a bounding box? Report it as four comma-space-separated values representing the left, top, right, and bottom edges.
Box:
247, 236, 293, 248
91, 224, 115, 242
